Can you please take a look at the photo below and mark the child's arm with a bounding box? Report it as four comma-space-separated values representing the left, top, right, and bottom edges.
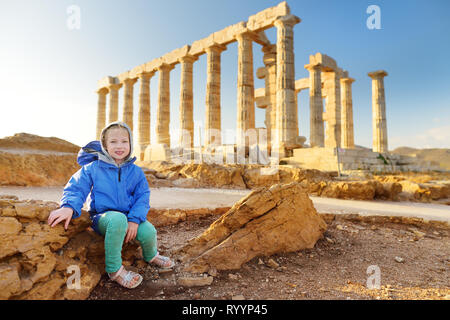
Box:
48, 165, 93, 229
127, 168, 150, 225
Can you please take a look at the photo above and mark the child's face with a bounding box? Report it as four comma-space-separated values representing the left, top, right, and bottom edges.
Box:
105, 127, 130, 165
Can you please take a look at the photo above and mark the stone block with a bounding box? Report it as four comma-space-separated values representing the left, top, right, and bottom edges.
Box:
162, 45, 190, 65
247, 1, 291, 31
144, 57, 163, 73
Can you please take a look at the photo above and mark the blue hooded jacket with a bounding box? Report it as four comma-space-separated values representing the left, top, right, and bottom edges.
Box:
60, 122, 150, 234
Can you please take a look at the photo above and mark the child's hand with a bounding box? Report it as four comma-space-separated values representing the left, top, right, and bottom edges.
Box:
125, 222, 139, 243
48, 207, 73, 230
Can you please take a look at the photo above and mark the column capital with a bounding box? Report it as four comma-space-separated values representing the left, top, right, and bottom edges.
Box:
107, 83, 123, 91
340, 77, 355, 84
368, 70, 388, 79
178, 54, 198, 64
121, 77, 138, 86
304, 63, 322, 71
96, 87, 108, 95
274, 14, 301, 28
205, 43, 226, 54
137, 71, 155, 81
234, 29, 258, 42
157, 63, 175, 72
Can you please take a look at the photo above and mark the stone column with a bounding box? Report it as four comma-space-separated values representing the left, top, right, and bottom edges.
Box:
96, 88, 108, 139
305, 63, 324, 147
136, 72, 154, 160
322, 70, 341, 148
107, 83, 122, 123
273, 14, 301, 157
156, 64, 174, 148
262, 44, 277, 153
205, 44, 226, 148
179, 55, 197, 149
236, 31, 255, 152
368, 70, 388, 153
122, 78, 137, 132
340, 77, 355, 149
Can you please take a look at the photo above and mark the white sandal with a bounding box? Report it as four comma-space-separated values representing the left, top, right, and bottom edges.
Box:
108, 265, 143, 289
149, 252, 175, 269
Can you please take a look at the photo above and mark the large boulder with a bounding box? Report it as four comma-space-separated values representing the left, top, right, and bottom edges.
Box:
176, 182, 327, 273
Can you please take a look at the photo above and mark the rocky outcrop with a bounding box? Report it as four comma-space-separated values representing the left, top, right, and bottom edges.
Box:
176, 182, 327, 273
0, 198, 233, 300
399, 180, 450, 202
0, 151, 79, 186
0, 198, 139, 300
0, 133, 79, 153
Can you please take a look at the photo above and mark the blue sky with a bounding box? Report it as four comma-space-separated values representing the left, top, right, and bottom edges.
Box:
1, 0, 449, 150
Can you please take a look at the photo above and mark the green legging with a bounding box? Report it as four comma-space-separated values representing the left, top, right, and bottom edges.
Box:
97, 211, 158, 273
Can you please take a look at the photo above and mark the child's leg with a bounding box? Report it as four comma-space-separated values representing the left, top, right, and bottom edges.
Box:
136, 221, 175, 268
135, 221, 158, 262
97, 211, 128, 273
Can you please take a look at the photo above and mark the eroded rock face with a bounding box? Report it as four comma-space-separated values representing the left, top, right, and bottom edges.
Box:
0, 152, 79, 186
0, 199, 139, 300
176, 182, 327, 273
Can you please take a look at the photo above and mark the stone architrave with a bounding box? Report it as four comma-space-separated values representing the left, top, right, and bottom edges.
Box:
122, 78, 138, 132
205, 44, 226, 148
96, 88, 108, 139
156, 64, 175, 148
273, 14, 301, 157
305, 63, 324, 147
322, 70, 341, 148
236, 31, 256, 155
179, 55, 198, 149
136, 72, 154, 160
340, 77, 355, 149
368, 70, 388, 153
107, 83, 122, 123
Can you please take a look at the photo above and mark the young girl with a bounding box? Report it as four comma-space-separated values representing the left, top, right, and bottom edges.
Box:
48, 121, 174, 289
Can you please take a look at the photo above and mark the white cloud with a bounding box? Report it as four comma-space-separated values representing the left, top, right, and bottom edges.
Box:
390, 125, 450, 149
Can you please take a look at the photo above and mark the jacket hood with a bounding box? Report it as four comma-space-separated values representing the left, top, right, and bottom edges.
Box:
77, 121, 135, 167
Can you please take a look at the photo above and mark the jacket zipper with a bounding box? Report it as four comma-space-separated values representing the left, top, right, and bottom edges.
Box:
118, 167, 121, 182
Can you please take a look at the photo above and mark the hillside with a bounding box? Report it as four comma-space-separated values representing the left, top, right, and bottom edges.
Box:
0, 133, 80, 153
391, 147, 450, 171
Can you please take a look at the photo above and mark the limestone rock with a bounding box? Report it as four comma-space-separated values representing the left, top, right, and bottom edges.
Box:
319, 180, 378, 200
242, 166, 279, 189
179, 163, 246, 189
0, 199, 143, 300
0, 133, 79, 153
177, 275, 214, 287
0, 151, 79, 187
399, 181, 450, 202
176, 182, 327, 273
375, 181, 403, 200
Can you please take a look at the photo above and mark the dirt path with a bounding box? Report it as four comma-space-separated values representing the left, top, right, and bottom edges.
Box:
1, 186, 448, 223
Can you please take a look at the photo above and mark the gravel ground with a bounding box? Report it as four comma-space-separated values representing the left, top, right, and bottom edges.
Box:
88, 214, 450, 300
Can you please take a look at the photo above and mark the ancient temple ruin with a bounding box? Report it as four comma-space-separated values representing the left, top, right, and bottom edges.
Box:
95, 2, 435, 173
